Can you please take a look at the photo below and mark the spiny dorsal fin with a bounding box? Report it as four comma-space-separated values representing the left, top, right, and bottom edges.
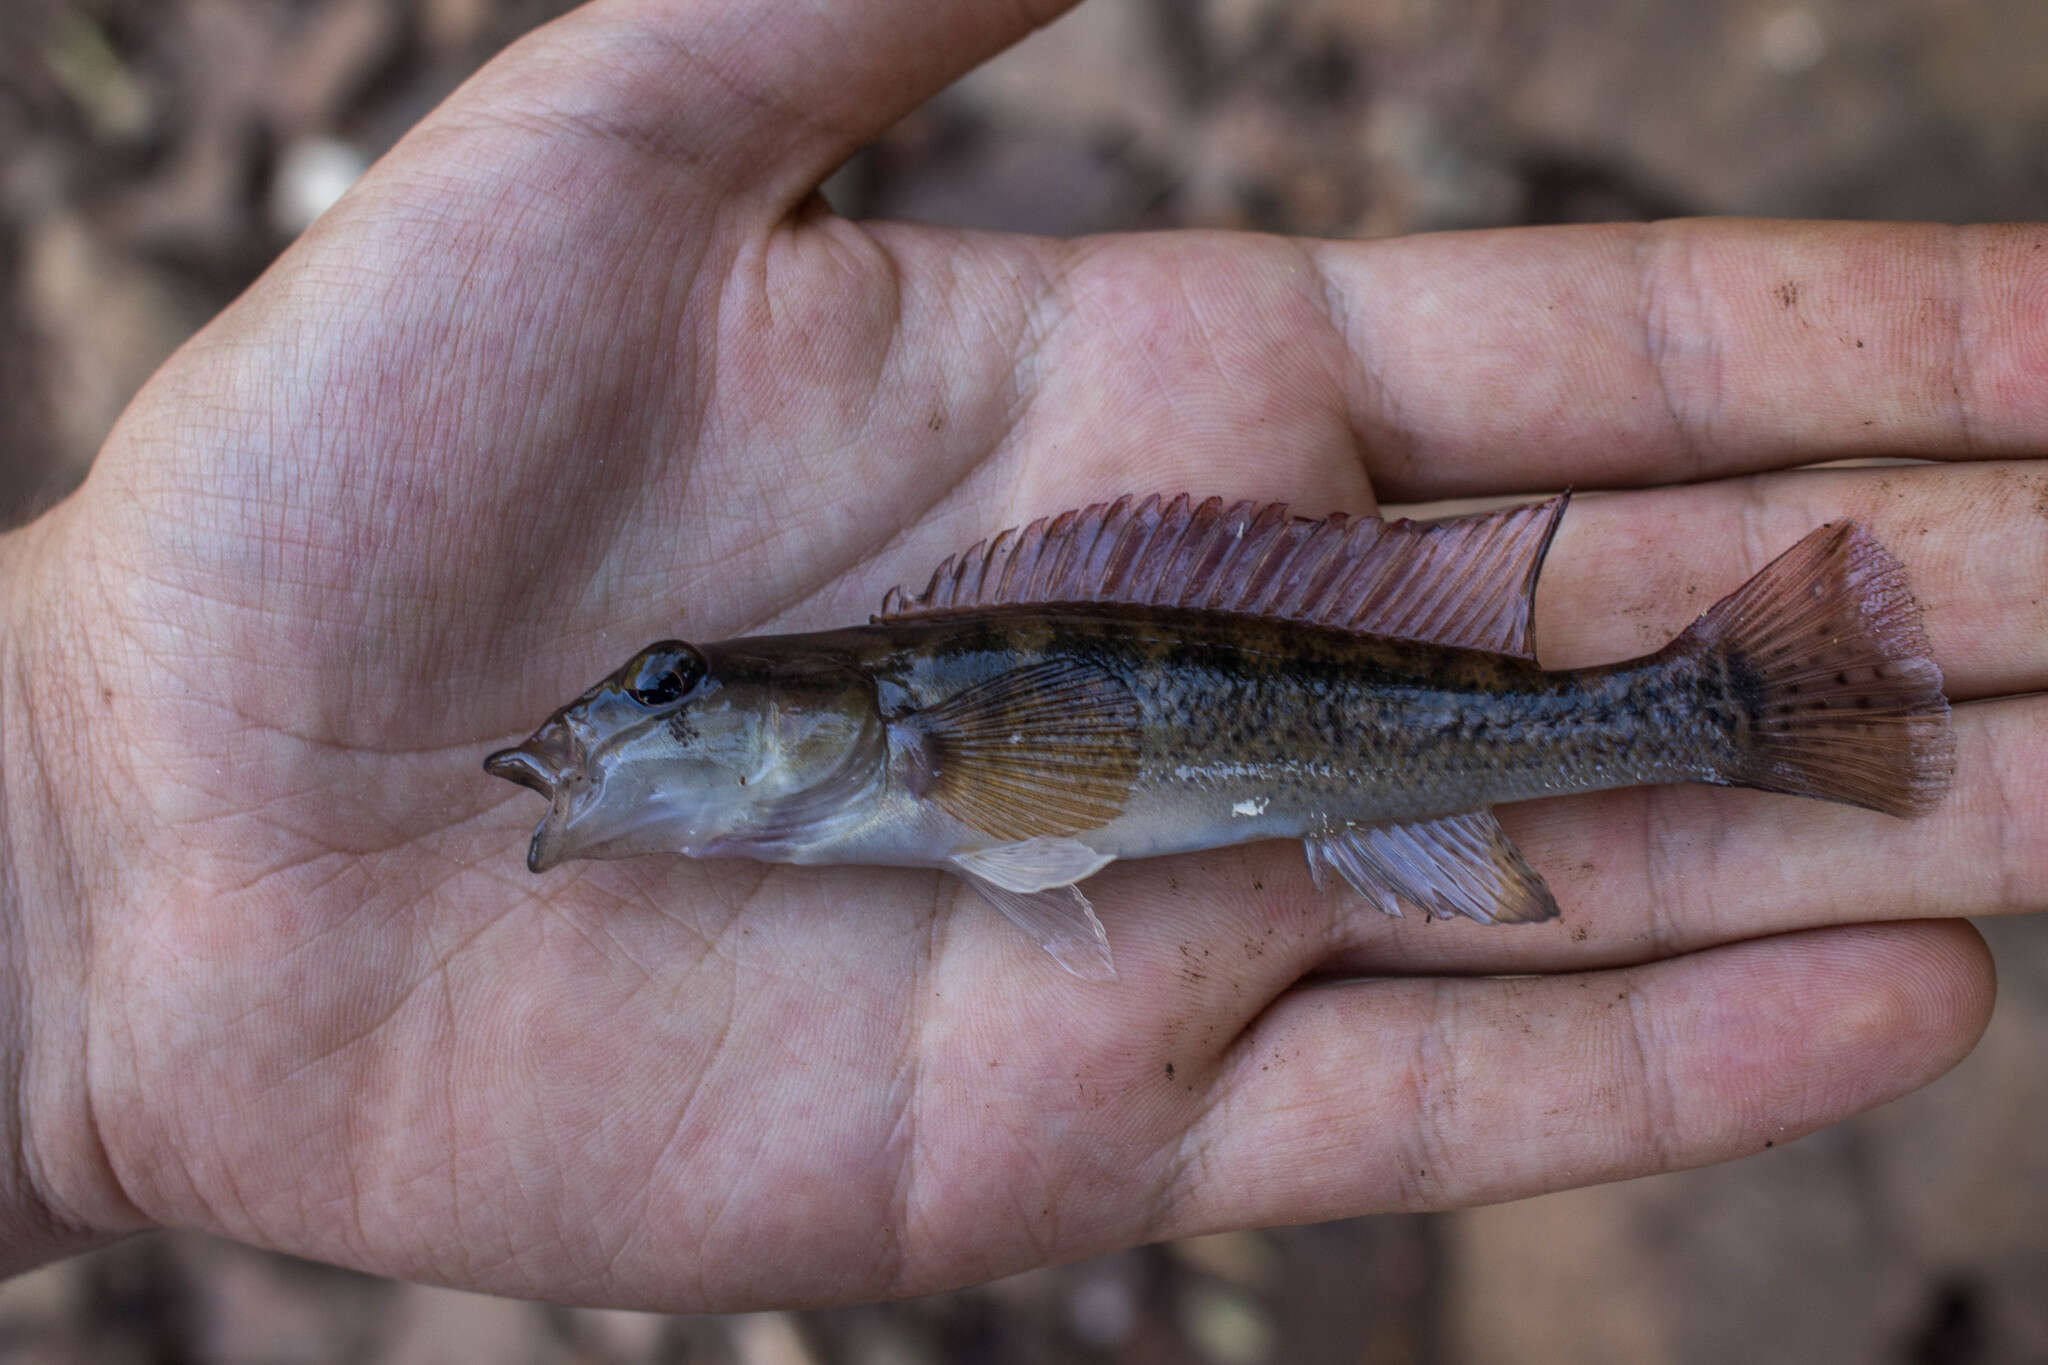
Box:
878, 493, 1569, 660
894, 658, 1140, 842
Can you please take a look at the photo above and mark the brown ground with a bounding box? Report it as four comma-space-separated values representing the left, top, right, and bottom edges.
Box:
3, 1, 2046, 1361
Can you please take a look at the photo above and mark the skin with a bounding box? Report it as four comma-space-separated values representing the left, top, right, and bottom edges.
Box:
0, 0, 2038, 1311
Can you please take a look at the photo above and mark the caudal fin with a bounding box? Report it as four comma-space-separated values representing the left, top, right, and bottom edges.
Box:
1685, 522, 1953, 816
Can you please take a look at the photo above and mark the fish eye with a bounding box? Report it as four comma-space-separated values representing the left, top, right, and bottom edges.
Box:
623, 641, 703, 707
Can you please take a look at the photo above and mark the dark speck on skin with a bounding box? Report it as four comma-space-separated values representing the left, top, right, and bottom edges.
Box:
1165, 1061, 1175, 1079
1776, 280, 1799, 308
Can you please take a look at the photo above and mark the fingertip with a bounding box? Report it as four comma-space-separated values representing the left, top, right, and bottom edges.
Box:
1858, 917, 1997, 1088
1699, 919, 1997, 1137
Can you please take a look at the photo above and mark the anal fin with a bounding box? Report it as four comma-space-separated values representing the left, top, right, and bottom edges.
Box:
1305, 811, 1558, 925
956, 872, 1116, 980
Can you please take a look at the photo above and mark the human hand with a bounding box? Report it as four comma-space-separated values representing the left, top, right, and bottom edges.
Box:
0, 0, 2031, 1309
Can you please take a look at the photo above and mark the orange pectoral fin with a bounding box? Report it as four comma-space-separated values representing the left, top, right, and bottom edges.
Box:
897, 658, 1139, 842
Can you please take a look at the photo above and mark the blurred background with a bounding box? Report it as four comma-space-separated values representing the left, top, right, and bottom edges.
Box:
1, 0, 2046, 1360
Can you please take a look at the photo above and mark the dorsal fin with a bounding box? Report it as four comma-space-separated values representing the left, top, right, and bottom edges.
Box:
878, 493, 1569, 660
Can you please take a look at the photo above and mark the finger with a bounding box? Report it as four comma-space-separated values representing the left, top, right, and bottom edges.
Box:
1040, 460, 2046, 986
1155, 920, 1992, 1235
1294, 459, 2048, 975
1308, 695, 2043, 977
1306, 219, 2048, 499
1524, 459, 2048, 701
1088, 696, 2038, 984
801, 220, 2048, 624
506, 0, 1081, 213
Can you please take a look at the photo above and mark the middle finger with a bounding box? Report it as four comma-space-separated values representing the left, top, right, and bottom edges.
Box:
1128, 461, 2047, 983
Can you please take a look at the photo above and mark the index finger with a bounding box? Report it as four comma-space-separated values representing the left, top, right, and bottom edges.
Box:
1312, 219, 2048, 500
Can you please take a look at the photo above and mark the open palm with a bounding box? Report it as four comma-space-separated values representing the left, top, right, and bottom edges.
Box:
8, 0, 2034, 1310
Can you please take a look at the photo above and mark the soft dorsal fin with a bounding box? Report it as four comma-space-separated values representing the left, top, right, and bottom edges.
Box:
878, 493, 1568, 659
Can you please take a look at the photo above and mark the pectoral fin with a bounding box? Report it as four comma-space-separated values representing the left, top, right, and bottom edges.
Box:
900, 659, 1139, 841
1305, 811, 1559, 925
955, 872, 1116, 980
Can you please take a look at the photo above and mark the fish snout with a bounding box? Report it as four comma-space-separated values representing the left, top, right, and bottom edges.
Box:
484, 719, 584, 799
484, 747, 554, 795
486, 718, 604, 873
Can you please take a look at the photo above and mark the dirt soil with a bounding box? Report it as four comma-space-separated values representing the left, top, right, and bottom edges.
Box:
3, 1, 2047, 1362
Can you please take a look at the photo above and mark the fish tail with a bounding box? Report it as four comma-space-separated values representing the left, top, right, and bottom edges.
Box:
1682, 522, 1953, 816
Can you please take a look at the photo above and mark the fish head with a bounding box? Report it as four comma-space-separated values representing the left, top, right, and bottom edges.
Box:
485, 638, 884, 872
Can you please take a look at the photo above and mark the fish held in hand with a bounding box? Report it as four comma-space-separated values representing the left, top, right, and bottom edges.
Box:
485, 494, 1953, 979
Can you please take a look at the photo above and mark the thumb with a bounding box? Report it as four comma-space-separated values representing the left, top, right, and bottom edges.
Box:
502, 0, 1081, 215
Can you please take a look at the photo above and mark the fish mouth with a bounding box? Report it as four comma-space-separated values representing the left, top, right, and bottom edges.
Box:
487, 712, 734, 873
484, 725, 589, 873
484, 747, 556, 796
486, 716, 582, 796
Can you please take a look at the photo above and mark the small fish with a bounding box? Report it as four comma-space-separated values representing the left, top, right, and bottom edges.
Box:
486, 494, 1952, 979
